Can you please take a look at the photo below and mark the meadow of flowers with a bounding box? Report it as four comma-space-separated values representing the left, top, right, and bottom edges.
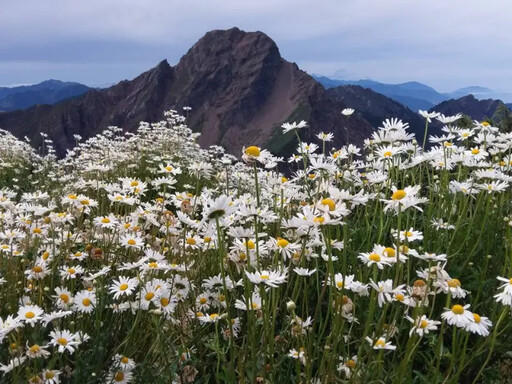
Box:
0, 108, 511, 383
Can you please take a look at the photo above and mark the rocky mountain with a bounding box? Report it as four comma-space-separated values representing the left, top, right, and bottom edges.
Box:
315, 76, 512, 113
325, 85, 437, 139
0, 80, 90, 112
315, 76, 444, 110
0, 28, 376, 157
1, 28, 444, 158
430, 94, 506, 122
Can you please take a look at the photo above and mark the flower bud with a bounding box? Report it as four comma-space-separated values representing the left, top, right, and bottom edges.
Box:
286, 300, 296, 311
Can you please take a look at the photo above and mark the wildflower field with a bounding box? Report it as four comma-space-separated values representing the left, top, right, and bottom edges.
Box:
0, 109, 511, 383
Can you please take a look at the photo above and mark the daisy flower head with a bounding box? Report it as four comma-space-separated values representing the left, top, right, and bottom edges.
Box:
441, 304, 473, 328
281, 120, 307, 134
106, 369, 133, 384
245, 269, 288, 288
49, 329, 80, 354
382, 185, 427, 214
109, 276, 138, 300
73, 290, 97, 313
419, 110, 440, 123
242, 145, 271, 164
342, 108, 355, 116
26, 343, 51, 359
59, 265, 85, 280
358, 250, 391, 269
465, 313, 492, 336
17, 304, 44, 327
42, 369, 61, 383
365, 336, 396, 350
94, 214, 119, 229
203, 195, 236, 221
293, 267, 316, 276
330, 273, 355, 291
120, 235, 144, 250
406, 315, 441, 336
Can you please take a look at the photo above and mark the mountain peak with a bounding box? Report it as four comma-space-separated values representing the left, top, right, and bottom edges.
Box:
180, 28, 280, 68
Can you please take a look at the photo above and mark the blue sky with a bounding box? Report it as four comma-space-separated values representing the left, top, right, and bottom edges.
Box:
1, 0, 511, 94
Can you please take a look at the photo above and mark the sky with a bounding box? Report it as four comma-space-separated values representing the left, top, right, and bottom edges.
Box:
1, 0, 511, 94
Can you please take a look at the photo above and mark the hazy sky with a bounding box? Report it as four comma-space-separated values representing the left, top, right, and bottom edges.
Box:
1, 0, 511, 92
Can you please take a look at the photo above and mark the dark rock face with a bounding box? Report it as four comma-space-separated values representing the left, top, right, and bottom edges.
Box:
430, 95, 505, 122
326, 85, 436, 138
0, 28, 376, 156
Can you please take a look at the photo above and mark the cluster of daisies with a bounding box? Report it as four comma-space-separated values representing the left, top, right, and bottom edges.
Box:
0, 107, 511, 383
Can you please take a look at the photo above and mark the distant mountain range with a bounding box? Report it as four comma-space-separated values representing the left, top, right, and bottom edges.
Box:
0, 80, 90, 112
314, 76, 512, 112
0, 28, 509, 157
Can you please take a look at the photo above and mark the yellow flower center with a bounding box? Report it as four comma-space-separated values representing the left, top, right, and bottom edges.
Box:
314, 216, 325, 224
45, 372, 55, 379
33, 227, 42, 234
245, 146, 261, 157
420, 319, 429, 328
251, 302, 259, 309
210, 313, 219, 320
119, 283, 129, 291
246, 240, 255, 250
239, 252, 247, 261
60, 294, 70, 303
369, 253, 381, 262
80, 199, 90, 205
67, 194, 77, 200
471, 148, 480, 155
375, 339, 386, 348
165, 166, 173, 172
451, 304, 464, 315
127, 239, 136, 246
405, 231, 413, 237
336, 281, 344, 288
25, 311, 35, 319
57, 338, 68, 345
447, 279, 461, 288
82, 298, 91, 306
277, 239, 289, 248
101, 217, 110, 224
395, 293, 405, 301
130, 181, 139, 187
321, 198, 336, 211
383, 151, 392, 157
148, 262, 158, 268
473, 313, 481, 323
346, 359, 356, 369
384, 247, 396, 257
145, 292, 155, 301
281, 177, 288, 183
32, 266, 43, 273
114, 372, 124, 382
481, 121, 490, 127
260, 274, 270, 280
29, 345, 40, 353
67, 268, 76, 274
160, 297, 170, 307
186, 237, 196, 245
199, 297, 207, 304
392, 190, 407, 200
204, 236, 212, 243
